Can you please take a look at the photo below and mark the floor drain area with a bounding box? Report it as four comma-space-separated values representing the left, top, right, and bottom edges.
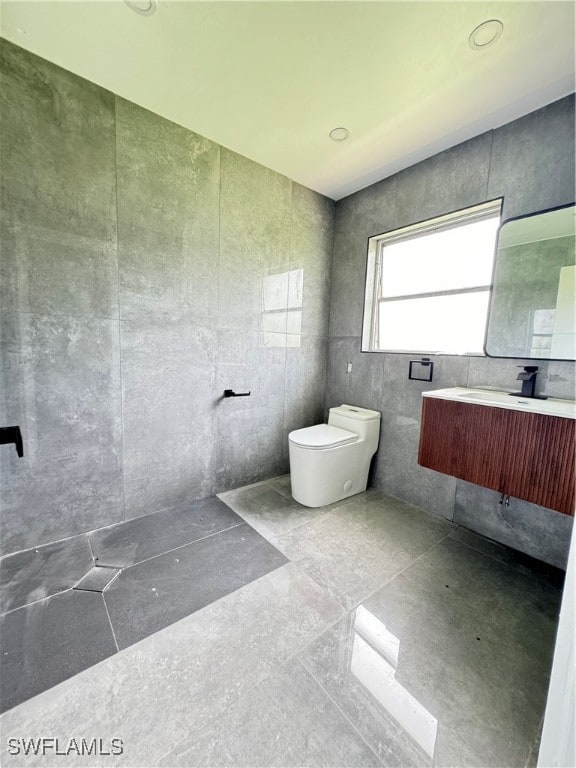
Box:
74, 565, 121, 593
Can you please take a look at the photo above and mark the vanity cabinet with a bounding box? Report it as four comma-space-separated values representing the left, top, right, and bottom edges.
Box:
418, 397, 575, 515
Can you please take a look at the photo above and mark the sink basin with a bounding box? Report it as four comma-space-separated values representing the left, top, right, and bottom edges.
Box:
422, 387, 576, 419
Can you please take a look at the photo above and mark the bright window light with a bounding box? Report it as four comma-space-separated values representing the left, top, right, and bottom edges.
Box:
362, 200, 502, 355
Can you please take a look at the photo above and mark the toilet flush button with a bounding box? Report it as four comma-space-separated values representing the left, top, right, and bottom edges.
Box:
344, 480, 353, 492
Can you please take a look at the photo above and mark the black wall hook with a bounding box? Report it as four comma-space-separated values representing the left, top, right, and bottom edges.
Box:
0, 426, 23, 458
223, 389, 251, 398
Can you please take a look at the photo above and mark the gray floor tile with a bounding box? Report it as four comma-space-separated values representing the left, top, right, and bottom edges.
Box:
276, 492, 454, 609
0, 534, 93, 613
449, 526, 565, 588
0, 477, 563, 768
90, 496, 242, 567
263, 474, 293, 499
0, 590, 117, 714
105, 523, 288, 649
159, 657, 381, 767
218, 483, 332, 544
0, 563, 342, 768
298, 536, 562, 768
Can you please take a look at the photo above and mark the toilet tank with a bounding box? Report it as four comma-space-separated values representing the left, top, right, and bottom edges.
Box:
328, 404, 381, 451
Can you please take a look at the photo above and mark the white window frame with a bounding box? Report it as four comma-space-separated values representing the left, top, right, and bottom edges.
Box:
361, 199, 503, 355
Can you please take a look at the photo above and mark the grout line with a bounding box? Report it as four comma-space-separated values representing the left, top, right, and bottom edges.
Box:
1, 495, 238, 562
325, 196, 337, 345
485, 129, 496, 202
0, 308, 119, 322
278, 180, 294, 479
87, 535, 97, 566
95, 521, 246, 571
102, 593, 120, 653
294, 656, 387, 767
113, 94, 127, 524
152, 564, 344, 767
0, 588, 74, 618
213, 144, 223, 494
2, 520, 246, 616
445, 530, 562, 586
1, 531, 94, 562
331, 530, 457, 617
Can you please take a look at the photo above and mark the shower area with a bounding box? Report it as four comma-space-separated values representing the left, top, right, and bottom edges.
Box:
0, 39, 334, 712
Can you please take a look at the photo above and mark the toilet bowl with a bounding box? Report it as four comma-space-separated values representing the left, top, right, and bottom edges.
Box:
288, 404, 381, 507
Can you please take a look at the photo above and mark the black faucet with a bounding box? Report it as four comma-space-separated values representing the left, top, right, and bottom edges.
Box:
510, 366, 547, 400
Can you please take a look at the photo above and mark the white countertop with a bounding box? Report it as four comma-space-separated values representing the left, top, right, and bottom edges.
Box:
422, 387, 576, 420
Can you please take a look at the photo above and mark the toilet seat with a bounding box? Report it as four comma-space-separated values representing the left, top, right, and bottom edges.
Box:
288, 423, 358, 450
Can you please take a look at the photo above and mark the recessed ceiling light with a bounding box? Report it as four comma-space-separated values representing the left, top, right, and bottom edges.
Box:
469, 19, 504, 50
124, 0, 157, 16
329, 127, 350, 142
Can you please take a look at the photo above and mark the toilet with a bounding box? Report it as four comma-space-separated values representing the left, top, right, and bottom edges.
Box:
288, 404, 381, 507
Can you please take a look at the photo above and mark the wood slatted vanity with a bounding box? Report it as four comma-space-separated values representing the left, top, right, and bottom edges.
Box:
418, 387, 576, 516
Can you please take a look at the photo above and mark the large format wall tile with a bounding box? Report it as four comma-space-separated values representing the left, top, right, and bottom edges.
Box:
0, 41, 122, 559
123, 434, 216, 521
216, 406, 287, 492
1, 312, 122, 460
0, 218, 119, 319
468, 355, 576, 400
0, 41, 334, 561
283, 336, 327, 436
219, 149, 292, 332
373, 354, 469, 519
0, 311, 123, 554
215, 329, 288, 490
289, 184, 335, 337
0, 449, 123, 557
488, 95, 576, 220
454, 480, 574, 570
325, 337, 355, 411
116, 98, 220, 324
329, 177, 396, 338
327, 98, 575, 564
120, 316, 217, 444
395, 132, 492, 227
0, 40, 335, 558
0, 39, 116, 240
216, 329, 287, 412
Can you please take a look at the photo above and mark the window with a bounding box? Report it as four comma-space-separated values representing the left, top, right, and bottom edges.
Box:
362, 199, 502, 355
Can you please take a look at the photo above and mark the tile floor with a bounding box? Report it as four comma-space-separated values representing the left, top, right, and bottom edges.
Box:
0, 476, 564, 767
0, 497, 286, 712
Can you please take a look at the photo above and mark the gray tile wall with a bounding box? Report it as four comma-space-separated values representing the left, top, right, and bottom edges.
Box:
327, 94, 576, 568
0, 40, 334, 555
1, 37, 573, 573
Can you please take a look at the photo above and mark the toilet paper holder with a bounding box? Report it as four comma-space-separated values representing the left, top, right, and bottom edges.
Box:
223, 389, 251, 398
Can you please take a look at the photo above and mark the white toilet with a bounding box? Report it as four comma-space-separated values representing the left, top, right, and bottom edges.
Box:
288, 404, 381, 507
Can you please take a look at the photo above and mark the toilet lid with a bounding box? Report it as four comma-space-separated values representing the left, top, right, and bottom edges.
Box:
289, 424, 358, 449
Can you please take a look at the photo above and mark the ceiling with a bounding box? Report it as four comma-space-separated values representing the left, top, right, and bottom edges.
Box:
1, 1, 574, 200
